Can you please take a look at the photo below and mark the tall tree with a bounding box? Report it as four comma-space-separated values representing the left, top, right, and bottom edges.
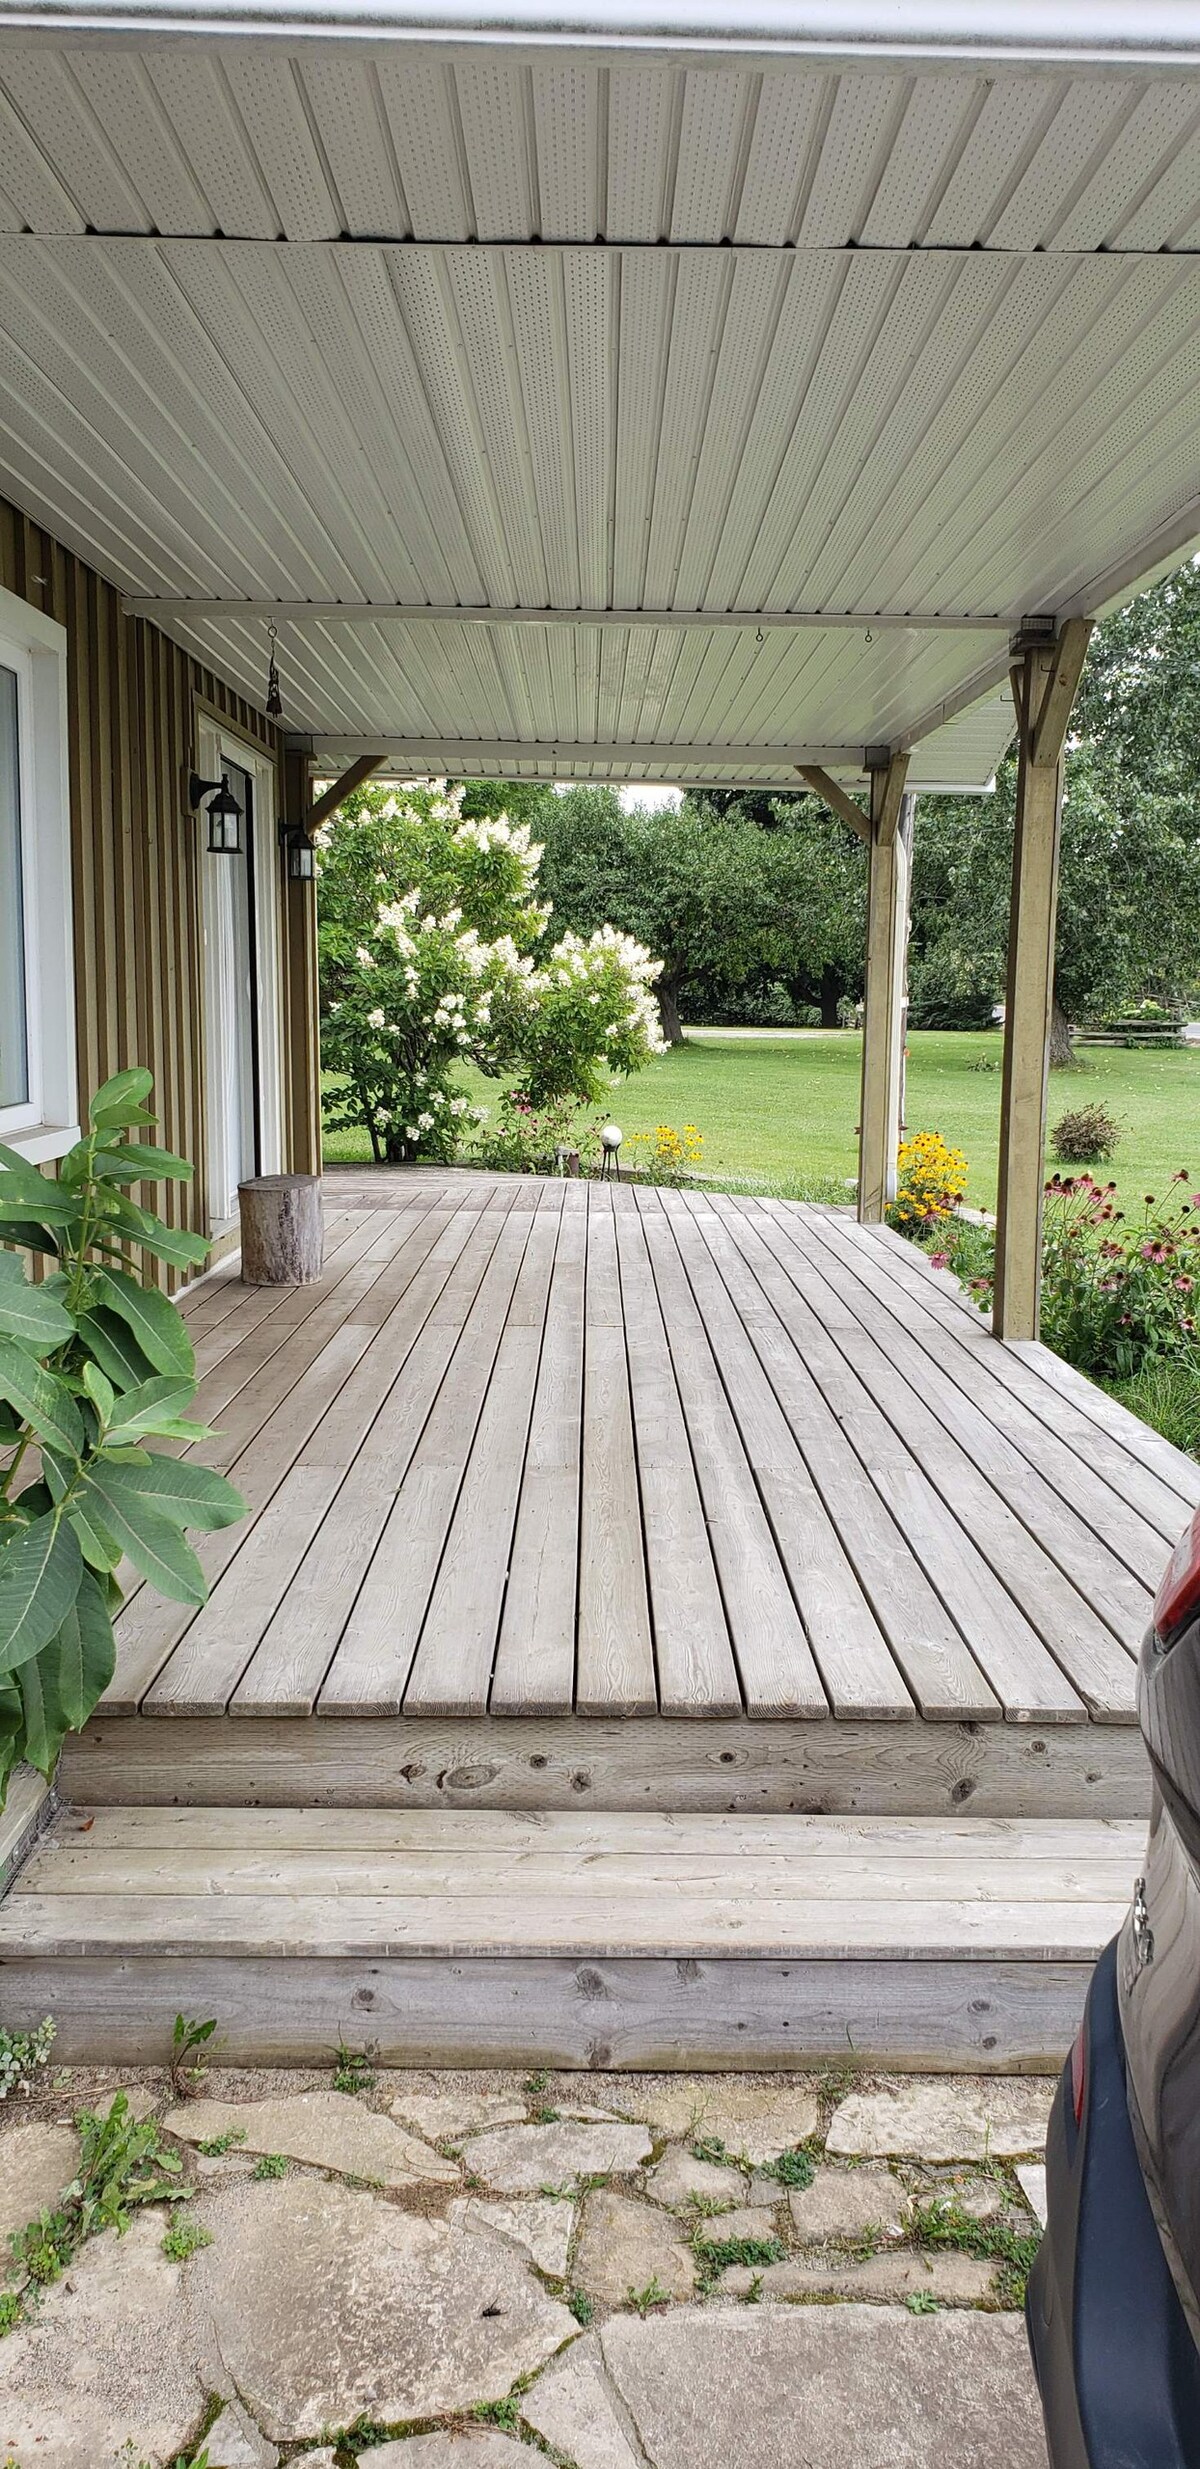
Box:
912, 563, 1200, 1060
537, 786, 866, 1040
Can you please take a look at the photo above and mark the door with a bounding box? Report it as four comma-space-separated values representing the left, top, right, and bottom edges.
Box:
200, 728, 284, 1226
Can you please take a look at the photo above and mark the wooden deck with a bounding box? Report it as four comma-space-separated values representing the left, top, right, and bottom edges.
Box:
21, 1166, 1183, 2064
102, 1170, 1195, 1735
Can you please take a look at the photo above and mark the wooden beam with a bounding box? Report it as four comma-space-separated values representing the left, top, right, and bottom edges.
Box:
796, 765, 870, 843
123, 597, 1014, 636
875, 750, 911, 846
306, 755, 384, 835
858, 756, 913, 1224
309, 738, 865, 775
993, 628, 1089, 1340
1030, 618, 1094, 768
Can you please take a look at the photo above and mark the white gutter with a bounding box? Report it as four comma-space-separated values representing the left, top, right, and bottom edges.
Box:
3, 0, 1200, 66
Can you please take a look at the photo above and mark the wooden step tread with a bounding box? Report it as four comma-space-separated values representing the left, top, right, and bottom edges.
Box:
0, 1808, 1139, 1964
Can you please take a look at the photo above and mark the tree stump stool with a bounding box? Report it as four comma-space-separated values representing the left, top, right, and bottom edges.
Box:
238, 1173, 324, 1286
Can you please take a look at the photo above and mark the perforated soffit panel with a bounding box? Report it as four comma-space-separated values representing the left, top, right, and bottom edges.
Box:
3, 40, 1200, 780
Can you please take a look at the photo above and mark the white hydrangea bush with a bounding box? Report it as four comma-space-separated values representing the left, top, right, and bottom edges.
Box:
499, 924, 666, 1106
318, 784, 663, 1164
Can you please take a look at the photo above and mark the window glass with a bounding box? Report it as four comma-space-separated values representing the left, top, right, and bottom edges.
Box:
0, 663, 27, 1111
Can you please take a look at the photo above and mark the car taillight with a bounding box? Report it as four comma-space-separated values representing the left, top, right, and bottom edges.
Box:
1154, 1507, 1200, 1647
1071, 2023, 1086, 2126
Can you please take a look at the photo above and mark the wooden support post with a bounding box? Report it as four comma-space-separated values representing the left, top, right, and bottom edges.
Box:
993, 621, 1093, 1340
857, 755, 911, 1224
281, 739, 323, 1178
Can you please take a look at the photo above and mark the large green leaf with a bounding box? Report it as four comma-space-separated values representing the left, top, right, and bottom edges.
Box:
99, 1195, 210, 1269
78, 1470, 207, 1605
103, 1376, 199, 1445
18, 1569, 116, 1771
0, 1221, 60, 1257
62, 1487, 123, 1574
0, 1183, 78, 1229
93, 1143, 193, 1184
89, 1067, 154, 1129
0, 1513, 84, 1675
0, 1143, 70, 1193
95, 1453, 245, 1532
75, 1307, 158, 1392
90, 1267, 195, 1378
0, 1337, 84, 1455
0, 1257, 73, 1353
81, 1360, 115, 1426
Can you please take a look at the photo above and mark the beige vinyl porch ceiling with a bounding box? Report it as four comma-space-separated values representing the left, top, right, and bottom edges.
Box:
4, 20, 1200, 785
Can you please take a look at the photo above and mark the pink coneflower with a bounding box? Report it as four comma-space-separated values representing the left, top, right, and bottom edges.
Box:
1142, 1241, 1172, 1264
929, 1252, 951, 1270
1176, 1275, 1194, 1293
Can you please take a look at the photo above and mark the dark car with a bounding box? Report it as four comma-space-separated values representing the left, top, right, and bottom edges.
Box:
1027, 1506, 1200, 2466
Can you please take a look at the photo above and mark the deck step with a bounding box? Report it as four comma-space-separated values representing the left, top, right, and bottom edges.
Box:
60, 1712, 1152, 1820
0, 1808, 1140, 2072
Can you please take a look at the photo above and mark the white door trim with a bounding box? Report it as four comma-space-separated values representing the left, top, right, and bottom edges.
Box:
198, 719, 284, 1227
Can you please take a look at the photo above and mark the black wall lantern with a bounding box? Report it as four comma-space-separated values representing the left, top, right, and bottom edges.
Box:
189, 770, 243, 855
282, 825, 316, 882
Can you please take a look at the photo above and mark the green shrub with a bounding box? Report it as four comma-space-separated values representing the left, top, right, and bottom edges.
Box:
1052, 1104, 1121, 1164
0, 1075, 245, 1807
469, 1090, 601, 1176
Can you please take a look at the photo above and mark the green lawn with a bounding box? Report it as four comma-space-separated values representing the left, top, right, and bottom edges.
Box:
323, 1028, 1200, 1214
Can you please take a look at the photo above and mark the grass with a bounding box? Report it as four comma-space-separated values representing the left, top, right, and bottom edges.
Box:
1107, 1356, 1200, 1455
322, 1030, 1200, 1218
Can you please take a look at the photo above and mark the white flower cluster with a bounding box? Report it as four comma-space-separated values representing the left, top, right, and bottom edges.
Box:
527, 927, 666, 1057
453, 813, 544, 895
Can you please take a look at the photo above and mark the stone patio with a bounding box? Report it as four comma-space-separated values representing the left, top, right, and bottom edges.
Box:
0, 2060, 1055, 2468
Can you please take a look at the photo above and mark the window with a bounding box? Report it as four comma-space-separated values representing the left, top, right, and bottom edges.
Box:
0, 588, 77, 1162
0, 663, 27, 1111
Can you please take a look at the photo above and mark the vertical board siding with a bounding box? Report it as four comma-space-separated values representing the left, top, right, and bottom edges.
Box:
0, 495, 318, 1283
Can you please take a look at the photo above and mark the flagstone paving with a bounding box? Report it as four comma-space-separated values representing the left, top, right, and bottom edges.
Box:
0, 2061, 1054, 2468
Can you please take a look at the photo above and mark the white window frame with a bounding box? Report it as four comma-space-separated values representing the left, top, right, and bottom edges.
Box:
0, 586, 77, 1165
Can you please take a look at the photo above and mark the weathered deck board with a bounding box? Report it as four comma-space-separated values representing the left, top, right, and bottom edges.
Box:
793, 1206, 1170, 1586
712, 1199, 1133, 1721
107, 1170, 1171, 1726
489, 1192, 585, 1716
853, 1216, 1199, 1529
2, 1808, 1136, 1959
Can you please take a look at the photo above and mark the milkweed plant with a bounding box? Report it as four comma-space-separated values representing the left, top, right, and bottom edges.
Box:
0, 1071, 245, 1806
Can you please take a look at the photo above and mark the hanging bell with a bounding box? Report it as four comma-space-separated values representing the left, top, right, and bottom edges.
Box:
265, 620, 283, 720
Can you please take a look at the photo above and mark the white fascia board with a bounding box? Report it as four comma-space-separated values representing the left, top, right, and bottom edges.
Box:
2, 0, 1200, 69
